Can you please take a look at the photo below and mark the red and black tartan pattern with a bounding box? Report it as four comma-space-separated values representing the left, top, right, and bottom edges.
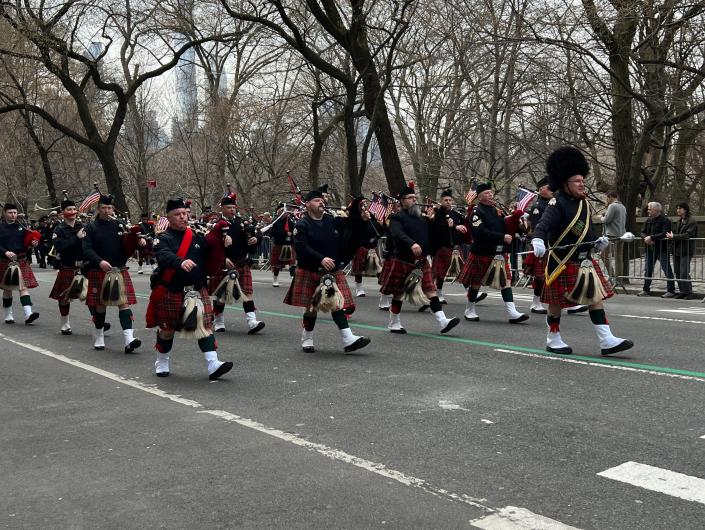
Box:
270, 245, 296, 268
432, 247, 453, 279
284, 268, 354, 309
351, 247, 377, 275
379, 258, 435, 297
0, 258, 38, 289
208, 264, 254, 297
84, 268, 137, 307
153, 287, 214, 332
521, 252, 545, 279
377, 257, 391, 285
457, 253, 512, 288
49, 267, 79, 300
541, 259, 614, 308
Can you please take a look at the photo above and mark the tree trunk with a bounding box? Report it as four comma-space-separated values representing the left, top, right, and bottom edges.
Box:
96, 146, 129, 215
22, 112, 57, 207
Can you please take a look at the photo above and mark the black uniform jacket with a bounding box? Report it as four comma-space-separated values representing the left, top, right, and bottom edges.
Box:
0, 222, 26, 257
271, 215, 295, 246
469, 202, 510, 256
430, 207, 465, 254
82, 218, 129, 269
388, 210, 431, 262
218, 215, 261, 263
52, 221, 85, 266
294, 213, 346, 272
533, 191, 596, 264
528, 196, 550, 233
153, 228, 209, 292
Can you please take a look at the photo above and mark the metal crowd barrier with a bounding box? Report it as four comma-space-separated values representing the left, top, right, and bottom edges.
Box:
609, 237, 705, 293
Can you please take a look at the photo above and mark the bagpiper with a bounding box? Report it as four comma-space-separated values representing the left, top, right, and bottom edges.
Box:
269, 204, 297, 287
379, 182, 460, 334
457, 183, 529, 324
428, 189, 467, 304
82, 194, 142, 352
284, 186, 370, 353
345, 196, 384, 298
49, 195, 91, 335
206, 192, 265, 335
0, 202, 41, 324
134, 212, 156, 274
531, 146, 633, 355
145, 198, 233, 379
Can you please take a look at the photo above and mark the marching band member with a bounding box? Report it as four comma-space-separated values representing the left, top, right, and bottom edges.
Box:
269, 204, 297, 287
135, 212, 156, 274
49, 196, 89, 335
82, 194, 142, 352
524, 178, 551, 314
429, 189, 466, 303
207, 193, 265, 335
379, 183, 460, 335
146, 198, 234, 380
458, 183, 528, 324
532, 146, 633, 355
345, 197, 383, 298
284, 186, 370, 353
0, 203, 40, 324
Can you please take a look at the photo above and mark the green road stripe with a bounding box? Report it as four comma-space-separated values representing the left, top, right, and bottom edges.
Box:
32, 276, 705, 380
132, 291, 705, 380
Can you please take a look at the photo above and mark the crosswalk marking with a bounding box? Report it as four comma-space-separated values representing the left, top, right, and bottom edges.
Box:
597, 461, 705, 505
471, 506, 579, 529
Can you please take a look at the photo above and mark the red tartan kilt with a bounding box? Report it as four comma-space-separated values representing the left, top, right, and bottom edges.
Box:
0, 258, 38, 289
284, 268, 354, 308
432, 247, 453, 279
208, 264, 254, 297
351, 247, 375, 275
152, 288, 214, 331
457, 253, 512, 287
379, 258, 435, 296
49, 267, 78, 300
522, 252, 545, 279
85, 268, 137, 307
541, 260, 614, 308
377, 257, 391, 285
270, 244, 296, 268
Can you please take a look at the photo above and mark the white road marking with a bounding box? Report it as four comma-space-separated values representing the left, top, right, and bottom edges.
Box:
657, 308, 705, 315
597, 461, 705, 505
0, 333, 491, 511
700, 435, 705, 439
492, 349, 705, 383
438, 400, 469, 411
619, 314, 705, 325
470, 506, 579, 529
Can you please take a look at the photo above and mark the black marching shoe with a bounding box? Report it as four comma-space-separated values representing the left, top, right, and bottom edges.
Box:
475, 292, 488, 303
509, 314, 529, 324
209, 361, 234, 380
25, 312, 40, 325
247, 322, 266, 335
61, 329, 72, 336
441, 317, 460, 334
601, 339, 634, 356
546, 346, 573, 355
125, 338, 142, 354
344, 336, 371, 353
4, 319, 14, 324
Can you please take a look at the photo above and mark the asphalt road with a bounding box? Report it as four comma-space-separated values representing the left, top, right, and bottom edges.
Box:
1, 265, 704, 529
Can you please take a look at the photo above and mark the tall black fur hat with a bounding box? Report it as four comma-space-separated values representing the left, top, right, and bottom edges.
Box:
546, 146, 589, 191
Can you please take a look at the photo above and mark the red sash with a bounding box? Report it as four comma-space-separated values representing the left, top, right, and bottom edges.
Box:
145, 229, 193, 328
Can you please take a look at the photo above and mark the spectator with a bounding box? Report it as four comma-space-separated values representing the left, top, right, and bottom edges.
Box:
666, 202, 698, 300
638, 201, 676, 297
600, 190, 627, 282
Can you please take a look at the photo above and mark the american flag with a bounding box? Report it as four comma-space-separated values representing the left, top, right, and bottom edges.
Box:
78, 190, 101, 212
516, 186, 537, 212
156, 215, 169, 232
368, 192, 389, 223
464, 185, 477, 205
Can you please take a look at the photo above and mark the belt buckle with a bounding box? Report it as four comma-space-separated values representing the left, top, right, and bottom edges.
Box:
495, 245, 504, 253
578, 251, 588, 260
